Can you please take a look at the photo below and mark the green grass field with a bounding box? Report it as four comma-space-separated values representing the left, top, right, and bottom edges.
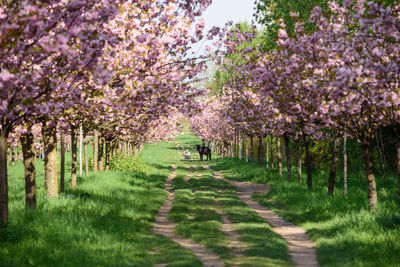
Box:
210, 157, 400, 267
1, 133, 399, 266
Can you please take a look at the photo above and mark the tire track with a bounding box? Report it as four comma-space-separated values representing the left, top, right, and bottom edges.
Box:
205, 166, 319, 267
153, 164, 225, 267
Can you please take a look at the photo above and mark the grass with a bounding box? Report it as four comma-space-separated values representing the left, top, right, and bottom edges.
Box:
210, 157, 400, 267
5, 132, 395, 266
0, 138, 202, 266
168, 134, 293, 266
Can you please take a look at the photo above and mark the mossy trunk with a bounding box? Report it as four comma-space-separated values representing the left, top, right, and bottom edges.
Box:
20, 131, 37, 209
277, 137, 282, 177
0, 129, 9, 223
328, 134, 341, 195
361, 141, 378, 212
42, 122, 58, 197
284, 135, 291, 181
71, 126, 77, 191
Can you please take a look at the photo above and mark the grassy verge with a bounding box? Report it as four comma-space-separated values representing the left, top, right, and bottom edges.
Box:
210, 157, 400, 267
0, 139, 202, 266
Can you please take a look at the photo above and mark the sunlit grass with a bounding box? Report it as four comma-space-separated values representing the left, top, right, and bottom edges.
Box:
211, 157, 400, 266
0, 139, 202, 266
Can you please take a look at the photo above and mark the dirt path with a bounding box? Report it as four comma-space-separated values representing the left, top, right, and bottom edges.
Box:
152, 165, 225, 267
190, 164, 247, 258
215, 206, 247, 257
205, 166, 319, 267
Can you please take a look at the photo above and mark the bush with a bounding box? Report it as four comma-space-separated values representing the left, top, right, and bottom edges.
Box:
110, 153, 149, 173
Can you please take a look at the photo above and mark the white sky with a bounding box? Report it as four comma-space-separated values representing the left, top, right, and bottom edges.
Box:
193, 0, 257, 55
202, 0, 256, 32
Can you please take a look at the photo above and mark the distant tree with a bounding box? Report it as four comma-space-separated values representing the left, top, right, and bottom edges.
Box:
253, 0, 398, 50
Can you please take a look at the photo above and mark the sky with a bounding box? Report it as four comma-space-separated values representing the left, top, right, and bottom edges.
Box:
194, 0, 257, 55
202, 0, 257, 32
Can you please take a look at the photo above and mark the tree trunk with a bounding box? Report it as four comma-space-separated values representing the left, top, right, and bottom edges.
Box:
343, 132, 348, 195
127, 141, 132, 156
250, 136, 254, 163
376, 130, 386, 172
284, 135, 291, 180
20, 131, 37, 209
245, 138, 248, 162
258, 136, 263, 166
361, 141, 378, 212
239, 130, 242, 160
98, 136, 104, 172
93, 129, 98, 173
379, 128, 387, 171
305, 136, 312, 189
266, 135, 270, 168
328, 134, 341, 195
84, 138, 89, 177
270, 135, 274, 169
42, 122, 58, 197
71, 125, 77, 191
16, 146, 20, 163
105, 139, 111, 171
297, 140, 302, 185
0, 129, 9, 223
277, 137, 282, 176
396, 132, 400, 207
60, 132, 65, 193
79, 125, 83, 177
11, 147, 15, 165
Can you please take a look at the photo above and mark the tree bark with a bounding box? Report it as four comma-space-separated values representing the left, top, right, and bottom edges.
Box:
266, 135, 270, 168
105, 139, 111, 171
79, 125, 83, 177
98, 135, 104, 172
42, 122, 58, 197
258, 136, 263, 166
379, 128, 387, 171
284, 135, 291, 180
297, 140, 302, 185
343, 132, 348, 195
84, 138, 89, 177
60, 132, 65, 193
270, 135, 274, 169
0, 129, 9, 223
277, 136, 282, 176
250, 136, 254, 163
11, 146, 15, 165
71, 125, 77, 191
20, 131, 37, 209
361, 141, 378, 212
376, 130, 386, 171
93, 129, 98, 173
396, 132, 400, 207
328, 134, 341, 195
305, 136, 312, 189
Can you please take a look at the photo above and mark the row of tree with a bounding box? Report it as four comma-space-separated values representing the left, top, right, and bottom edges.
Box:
0, 0, 217, 224
191, 0, 400, 211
